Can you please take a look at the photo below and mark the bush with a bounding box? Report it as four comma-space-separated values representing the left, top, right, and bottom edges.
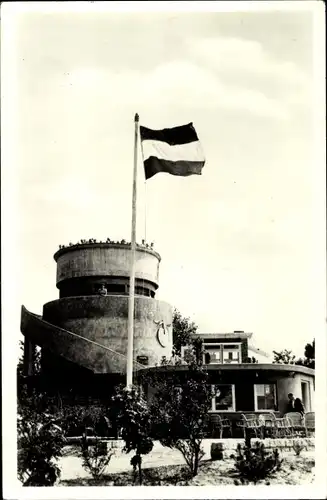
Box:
112, 386, 153, 485
17, 389, 66, 486
148, 361, 212, 477
61, 405, 112, 437
292, 439, 306, 456
80, 429, 113, 481
231, 441, 282, 484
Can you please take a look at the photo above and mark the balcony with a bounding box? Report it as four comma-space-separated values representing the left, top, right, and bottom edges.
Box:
181, 343, 242, 365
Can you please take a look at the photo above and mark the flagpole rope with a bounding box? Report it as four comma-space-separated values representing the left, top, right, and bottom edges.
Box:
140, 133, 147, 244
140, 128, 149, 378
144, 179, 147, 243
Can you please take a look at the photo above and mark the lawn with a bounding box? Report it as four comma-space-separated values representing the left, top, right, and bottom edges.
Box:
58, 442, 315, 486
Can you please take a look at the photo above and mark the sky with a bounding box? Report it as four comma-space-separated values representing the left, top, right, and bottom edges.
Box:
2, 2, 325, 360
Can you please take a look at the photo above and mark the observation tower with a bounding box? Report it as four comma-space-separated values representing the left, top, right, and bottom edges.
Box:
21, 240, 173, 386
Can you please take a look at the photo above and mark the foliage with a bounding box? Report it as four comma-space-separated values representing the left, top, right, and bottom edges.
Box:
17, 339, 41, 380
160, 355, 169, 365
17, 387, 65, 486
149, 360, 212, 476
172, 308, 198, 356
231, 441, 282, 484
111, 386, 153, 485
273, 339, 315, 369
17, 340, 25, 379
272, 349, 296, 364
292, 440, 306, 456
304, 340, 315, 361
295, 339, 315, 369
80, 429, 113, 481
60, 405, 111, 437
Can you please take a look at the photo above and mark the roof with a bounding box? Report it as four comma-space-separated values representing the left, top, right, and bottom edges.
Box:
193, 332, 253, 340
53, 241, 161, 262
142, 363, 315, 376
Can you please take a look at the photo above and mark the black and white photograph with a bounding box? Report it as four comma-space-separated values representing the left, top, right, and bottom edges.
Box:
1, 1, 326, 498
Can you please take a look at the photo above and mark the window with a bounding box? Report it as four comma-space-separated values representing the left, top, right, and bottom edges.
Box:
136, 355, 149, 366
204, 345, 222, 364
102, 284, 125, 295
254, 384, 277, 411
223, 344, 241, 364
210, 384, 235, 411
202, 343, 242, 365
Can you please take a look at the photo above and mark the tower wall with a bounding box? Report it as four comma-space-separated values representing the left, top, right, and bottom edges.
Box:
43, 295, 173, 371
21, 241, 173, 375
54, 244, 161, 290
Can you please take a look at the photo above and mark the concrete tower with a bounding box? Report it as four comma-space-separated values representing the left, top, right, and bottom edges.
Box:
21, 241, 173, 378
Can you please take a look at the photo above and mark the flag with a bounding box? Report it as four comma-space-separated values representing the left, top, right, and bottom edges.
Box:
140, 122, 205, 180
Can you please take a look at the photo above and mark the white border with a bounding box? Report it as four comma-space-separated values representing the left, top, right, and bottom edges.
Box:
2, 1, 325, 499
0, 1, 323, 14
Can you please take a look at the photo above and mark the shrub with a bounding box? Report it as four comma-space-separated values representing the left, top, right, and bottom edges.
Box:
112, 386, 153, 485
17, 389, 66, 486
172, 309, 198, 356
231, 441, 282, 484
61, 405, 111, 437
292, 439, 306, 456
80, 429, 113, 481
147, 360, 212, 477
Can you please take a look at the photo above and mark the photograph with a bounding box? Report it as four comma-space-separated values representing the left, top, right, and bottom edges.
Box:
1, 1, 325, 499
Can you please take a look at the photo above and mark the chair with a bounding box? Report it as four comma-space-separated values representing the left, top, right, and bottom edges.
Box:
275, 416, 293, 437
304, 412, 315, 436
258, 413, 277, 439
237, 414, 261, 439
203, 414, 211, 437
210, 414, 233, 438
285, 412, 305, 437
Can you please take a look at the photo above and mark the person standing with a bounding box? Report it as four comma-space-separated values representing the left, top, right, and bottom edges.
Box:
294, 397, 305, 416
286, 393, 295, 413
98, 284, 107, 296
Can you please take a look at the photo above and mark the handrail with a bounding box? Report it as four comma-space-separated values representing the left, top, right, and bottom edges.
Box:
21, 306, 146, 372
57, 325, 146, 371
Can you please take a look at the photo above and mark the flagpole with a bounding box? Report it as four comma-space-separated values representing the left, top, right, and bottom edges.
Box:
126, 113, 139, 388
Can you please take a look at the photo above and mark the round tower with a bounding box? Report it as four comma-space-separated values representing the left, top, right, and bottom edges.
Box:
40, 241, 173, 373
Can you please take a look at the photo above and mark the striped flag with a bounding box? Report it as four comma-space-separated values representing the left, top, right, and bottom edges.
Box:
140, 122, 205, 180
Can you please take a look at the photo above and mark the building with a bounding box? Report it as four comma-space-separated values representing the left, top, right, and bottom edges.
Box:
20, 241, 314, 423
20, 240, 173, 401
179, 332, 314, 416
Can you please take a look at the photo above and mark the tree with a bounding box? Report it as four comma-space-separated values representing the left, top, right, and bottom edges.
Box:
80, 430, 114, 482
111, 386, 153, 485
17, 338, 41, 380
273, 340, 315, 369
304, 340, 315, 361
272, 349, 296, 365
172, 308, 201, 357
295, 339, 315, 369
148, 356, 212, 477
17, 340, 25, 379
17, 387, 65, 486
172, 308, 198, 355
